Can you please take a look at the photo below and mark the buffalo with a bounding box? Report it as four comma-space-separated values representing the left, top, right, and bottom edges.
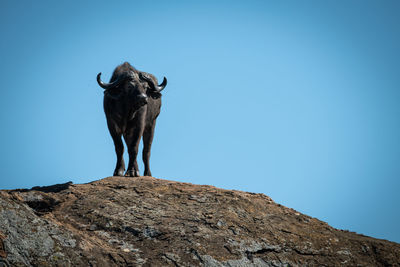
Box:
97, 62, 167, 177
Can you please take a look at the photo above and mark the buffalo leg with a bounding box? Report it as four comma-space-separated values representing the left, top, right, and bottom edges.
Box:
107, 120, 125, 176
124, 112, 146, 177
142, 121, 156, 176
124, 128, 144, 177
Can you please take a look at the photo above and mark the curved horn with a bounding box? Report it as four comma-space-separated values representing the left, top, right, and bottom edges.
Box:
140, 73, 167, 92
156, 77, 167, 92
97, 72, 123, 90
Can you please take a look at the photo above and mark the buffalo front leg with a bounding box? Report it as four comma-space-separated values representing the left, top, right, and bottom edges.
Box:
142, 122, 156, 177
124, 129, 144, 177
124, 116, 146, 177
107, 121, 125, 176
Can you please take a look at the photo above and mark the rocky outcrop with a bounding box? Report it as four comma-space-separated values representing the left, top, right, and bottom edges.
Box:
0, 176, 399, 266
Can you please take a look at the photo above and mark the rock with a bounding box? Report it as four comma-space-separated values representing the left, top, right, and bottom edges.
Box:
0, 177, 399, 266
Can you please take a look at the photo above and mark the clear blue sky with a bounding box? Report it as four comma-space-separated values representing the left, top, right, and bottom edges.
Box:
1, 1, 399, 243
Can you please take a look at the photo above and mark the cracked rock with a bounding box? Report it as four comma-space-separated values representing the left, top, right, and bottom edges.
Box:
0, 177, 399, 266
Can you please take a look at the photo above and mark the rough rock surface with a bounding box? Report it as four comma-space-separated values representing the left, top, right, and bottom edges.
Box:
0, 176, 399, 266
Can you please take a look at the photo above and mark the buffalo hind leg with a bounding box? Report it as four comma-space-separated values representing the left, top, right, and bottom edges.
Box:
107, 121, 125, 176
142, 121, 156, 177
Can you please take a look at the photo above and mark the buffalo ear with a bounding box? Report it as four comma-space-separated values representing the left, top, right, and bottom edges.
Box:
148, 91, 162, 99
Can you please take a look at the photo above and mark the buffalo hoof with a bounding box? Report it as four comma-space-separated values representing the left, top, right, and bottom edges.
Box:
125, 170, 140, 177
144, 170, 152, 177
113, 169, 125, 177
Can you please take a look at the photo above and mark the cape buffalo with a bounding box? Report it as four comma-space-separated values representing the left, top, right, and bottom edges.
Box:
97, 62, 167, 177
